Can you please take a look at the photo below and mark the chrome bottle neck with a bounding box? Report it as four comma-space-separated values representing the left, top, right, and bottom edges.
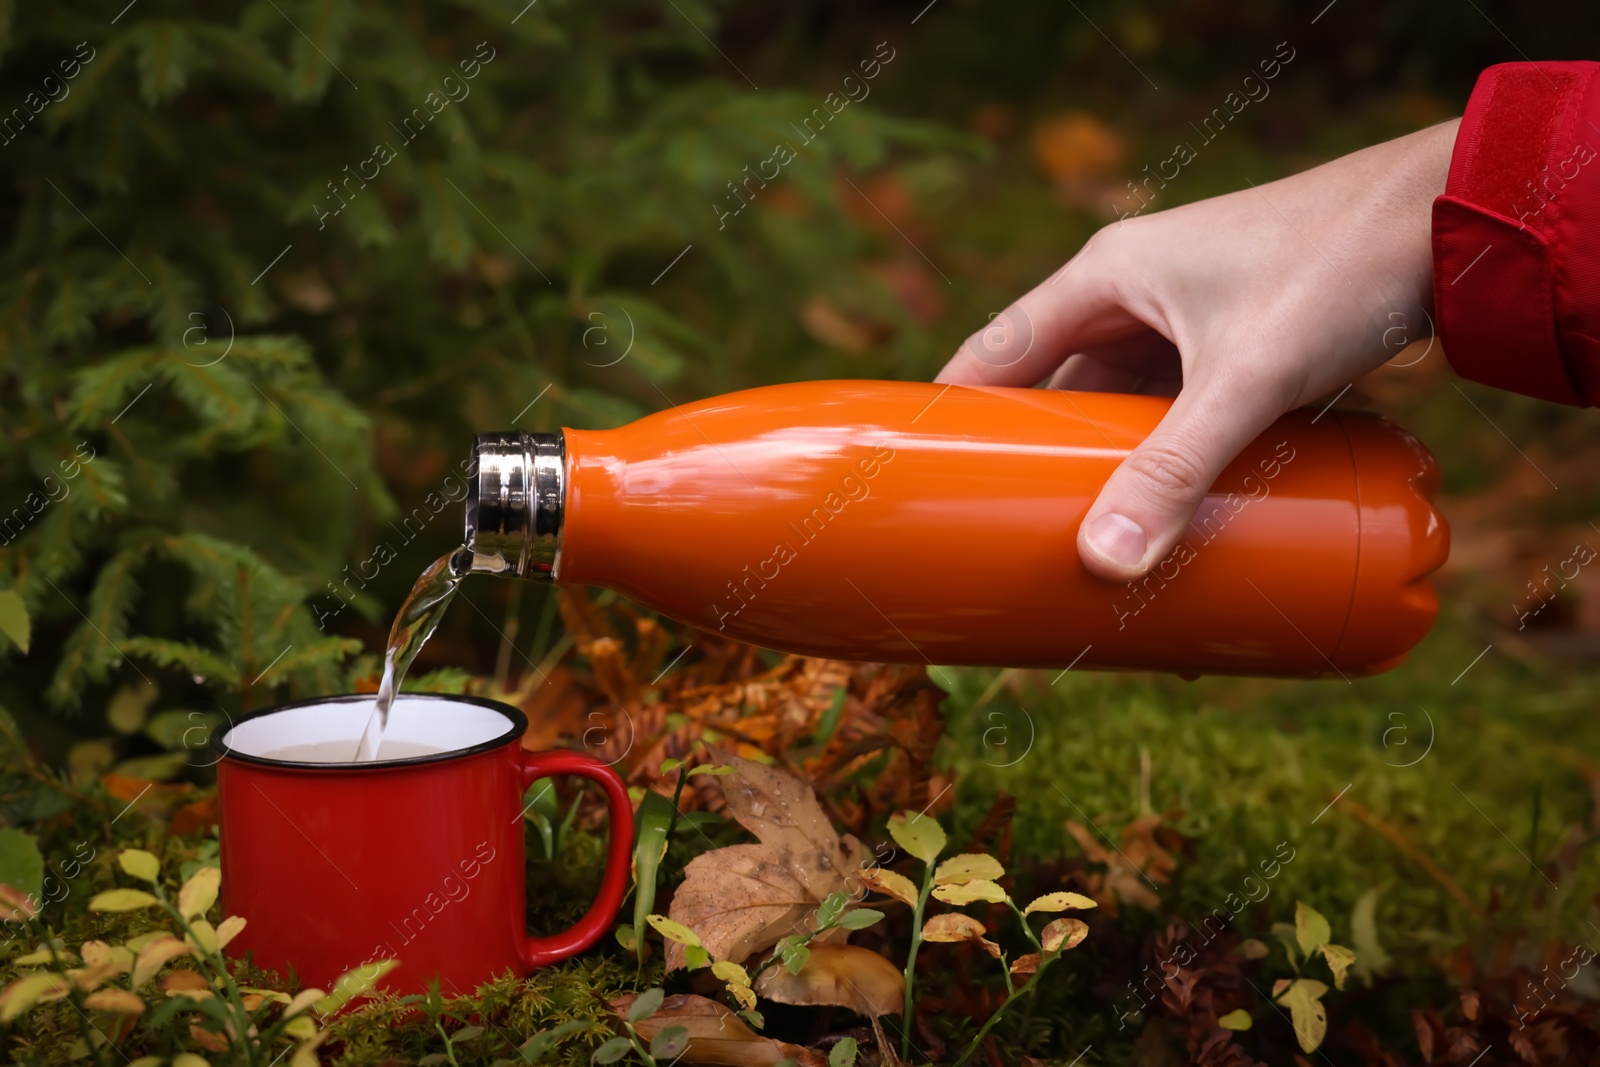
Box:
463, 430, 564, 580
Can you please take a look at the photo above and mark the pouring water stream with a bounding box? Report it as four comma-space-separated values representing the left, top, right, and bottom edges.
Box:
353, 546, 474, 762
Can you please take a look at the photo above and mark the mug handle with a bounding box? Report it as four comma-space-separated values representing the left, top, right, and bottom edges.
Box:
514, 748, 635, 969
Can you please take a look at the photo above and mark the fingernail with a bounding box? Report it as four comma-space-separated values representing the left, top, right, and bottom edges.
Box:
1085, 513, 1147, 568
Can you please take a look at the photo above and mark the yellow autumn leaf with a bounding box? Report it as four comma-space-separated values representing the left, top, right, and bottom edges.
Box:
1239, 938, 1270, 960
932, 853, 1004, 886
1320, 943, 1356, 990
0, 972, 73, 1021
133, 936, 194, 988
124, 932, 171, 952
1023, 891, 1098, 915
290, 1030, 330, 1067
931, 879, 1006, 906
711, 960, 751, 988
178, 867, 221, 921
216, 915, 247, 949
1041, 917, 1089, 953
89, 889, 160, 912
117, 849, 161, 884
12, 946, 59, 966
1294, 901, 1332, 957
79, 941, 117, 967
887, 811, 946, 865
315, 960, 398, 1014
186, 920, 221, 954
283, 987, 325, 1019
172, 1055, 210, 1067
1218, 1008, 1252, 1031
1276, 979, 1329, 1054
859, 866, 919, 907
72, 958, 132, 992
646, 914, 703, 947
706, 959, 756, 1009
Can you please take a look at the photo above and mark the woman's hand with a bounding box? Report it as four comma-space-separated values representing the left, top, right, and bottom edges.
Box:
935, 118, 1460, 581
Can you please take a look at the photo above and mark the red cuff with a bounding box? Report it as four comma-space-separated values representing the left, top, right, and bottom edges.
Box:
1432, 61, 1600, 406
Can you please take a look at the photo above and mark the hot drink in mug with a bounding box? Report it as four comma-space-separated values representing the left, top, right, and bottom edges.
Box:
212, 693, 632, 996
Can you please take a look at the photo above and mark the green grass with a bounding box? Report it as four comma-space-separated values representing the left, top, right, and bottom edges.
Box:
938, 583, 1600, 981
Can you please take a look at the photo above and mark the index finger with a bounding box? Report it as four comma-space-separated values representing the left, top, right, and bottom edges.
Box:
934, 234, 1153, 387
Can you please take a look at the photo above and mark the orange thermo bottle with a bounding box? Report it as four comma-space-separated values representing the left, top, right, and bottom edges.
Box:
461, 381, 1448, 679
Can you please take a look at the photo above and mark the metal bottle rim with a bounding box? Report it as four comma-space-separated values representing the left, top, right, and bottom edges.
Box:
463, 430, 564, 580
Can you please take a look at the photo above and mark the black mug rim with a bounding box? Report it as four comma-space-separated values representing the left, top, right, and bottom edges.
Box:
211, 692, 529, 771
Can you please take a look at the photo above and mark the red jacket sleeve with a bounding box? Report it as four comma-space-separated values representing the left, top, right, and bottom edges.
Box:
1433, 61, 1600, 406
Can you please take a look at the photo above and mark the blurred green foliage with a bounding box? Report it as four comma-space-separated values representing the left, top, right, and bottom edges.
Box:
0, 1, 971, 740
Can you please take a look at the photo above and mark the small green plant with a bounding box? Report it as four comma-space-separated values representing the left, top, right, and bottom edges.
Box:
592, 987, 685, 1065
58, 679, 229, 785
405, 981, 560, 1067
1263, 900, 1359, 1053
617, 757, 732, 966
876, 810, 1096, 1066
624, 889, 889, 1062
646, 885, 883, 1025
0, 849, 393, 1067
755, 889, 886, 984
522, 775, 585, 863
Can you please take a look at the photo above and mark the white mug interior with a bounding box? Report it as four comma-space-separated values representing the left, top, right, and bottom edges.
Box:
220, 696, 516, 765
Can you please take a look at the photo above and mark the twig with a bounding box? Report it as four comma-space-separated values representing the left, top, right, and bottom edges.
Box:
1340, 799, 1483, 917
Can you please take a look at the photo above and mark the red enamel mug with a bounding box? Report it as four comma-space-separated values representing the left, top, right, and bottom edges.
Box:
212, 693, 633, 997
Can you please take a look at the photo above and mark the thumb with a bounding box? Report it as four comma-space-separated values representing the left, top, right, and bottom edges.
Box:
1077, 374, 1289, 581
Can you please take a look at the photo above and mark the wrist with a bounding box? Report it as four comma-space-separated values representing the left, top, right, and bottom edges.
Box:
1395, 118, 1461, 314
1420, 118, 1461, 191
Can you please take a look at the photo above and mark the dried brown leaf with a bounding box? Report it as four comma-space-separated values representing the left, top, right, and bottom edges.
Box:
189, 1023, 230, 1052
611, 993, 824, 1066
133, 936, 194, 988
1041, 917, 1089, 953
667, 756, 868, 967
71, 960, 130, 991
160, 970, 210, 994
1010, 953, 1040, 977
752, 943, 903, 1017
1066, 813, 1177, 913
921, 913, 987, 942
718, 755, 870, 897
0, 884, 39, 922
83, 989, 144, 1015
